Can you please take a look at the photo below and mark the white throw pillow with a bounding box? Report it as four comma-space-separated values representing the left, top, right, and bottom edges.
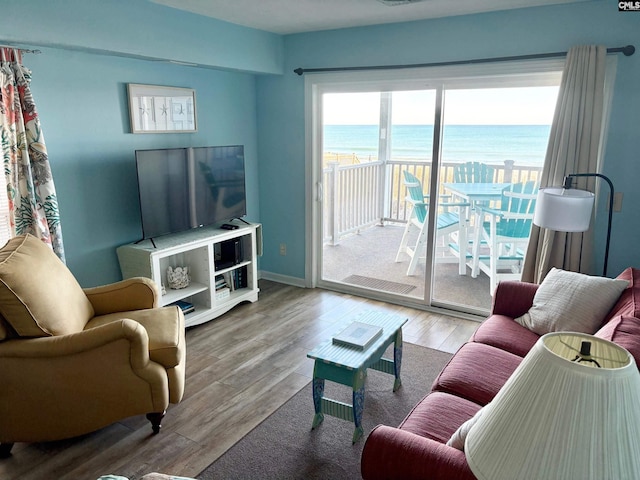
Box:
515, 268, 628, 335
446, 407, 485, 451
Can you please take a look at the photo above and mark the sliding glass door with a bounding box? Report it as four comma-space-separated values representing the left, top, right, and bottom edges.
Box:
308, 60, 562, 315
319, 89, 438, 305
433, 86, 560, 307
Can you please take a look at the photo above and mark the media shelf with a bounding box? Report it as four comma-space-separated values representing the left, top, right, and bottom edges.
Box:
116, 221, 261, 328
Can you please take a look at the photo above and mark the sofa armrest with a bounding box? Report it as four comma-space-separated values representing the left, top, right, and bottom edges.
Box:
361, 425, 476, 480
83, 277, 160, 314
491, 281, 539, 318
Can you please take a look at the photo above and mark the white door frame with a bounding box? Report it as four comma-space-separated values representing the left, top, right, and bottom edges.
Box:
304, 59, 565, 310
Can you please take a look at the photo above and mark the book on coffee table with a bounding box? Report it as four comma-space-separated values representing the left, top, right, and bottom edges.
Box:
332, 321, 383, 350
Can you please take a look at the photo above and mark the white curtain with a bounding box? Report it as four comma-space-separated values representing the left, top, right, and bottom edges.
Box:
522, 45, 607, 283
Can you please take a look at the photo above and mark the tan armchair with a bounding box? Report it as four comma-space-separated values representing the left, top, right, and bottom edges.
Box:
0, 235, 186, 457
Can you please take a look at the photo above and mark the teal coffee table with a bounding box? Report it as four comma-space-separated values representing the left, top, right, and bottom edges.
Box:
307, 311, 408, 443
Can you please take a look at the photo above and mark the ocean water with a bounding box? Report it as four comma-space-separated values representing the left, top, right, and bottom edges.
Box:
324, 125, 551, 166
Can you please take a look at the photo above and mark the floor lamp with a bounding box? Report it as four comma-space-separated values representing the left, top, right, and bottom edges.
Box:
533, 173, 614, 276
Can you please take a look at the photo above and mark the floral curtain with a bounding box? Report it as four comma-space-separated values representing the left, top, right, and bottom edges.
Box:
0, 48, 65, 260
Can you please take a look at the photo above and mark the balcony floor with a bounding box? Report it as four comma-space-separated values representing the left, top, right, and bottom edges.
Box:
322, 223, 493, 312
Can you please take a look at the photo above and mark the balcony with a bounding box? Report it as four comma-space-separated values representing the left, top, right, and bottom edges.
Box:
321, 158, 541, 311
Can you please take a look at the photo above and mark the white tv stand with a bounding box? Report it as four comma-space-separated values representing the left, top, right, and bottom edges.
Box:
117, 221, 261, 328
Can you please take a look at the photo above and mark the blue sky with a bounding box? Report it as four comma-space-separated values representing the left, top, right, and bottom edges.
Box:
323, 87, 559, 125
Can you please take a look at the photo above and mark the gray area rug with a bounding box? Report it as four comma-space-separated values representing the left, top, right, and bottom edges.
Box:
341, 274, 416, 294
198, 343, 452, 480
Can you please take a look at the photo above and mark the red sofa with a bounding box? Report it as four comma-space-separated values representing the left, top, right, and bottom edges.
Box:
361, 267, 640, 480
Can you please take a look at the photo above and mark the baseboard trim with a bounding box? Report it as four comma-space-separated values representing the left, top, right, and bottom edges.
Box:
259, 270, 307, 288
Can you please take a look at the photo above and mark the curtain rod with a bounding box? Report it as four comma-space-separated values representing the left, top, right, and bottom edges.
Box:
293, 44, 635, 76
0, 44, 41, 54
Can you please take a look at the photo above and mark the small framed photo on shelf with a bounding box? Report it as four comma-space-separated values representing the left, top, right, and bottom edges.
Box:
127, 83, 197, 134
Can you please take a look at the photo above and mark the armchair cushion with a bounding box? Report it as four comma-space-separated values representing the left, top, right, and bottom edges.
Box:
0, 316, 17, 341
86, 306, 184, 368
0, 235, 94, 337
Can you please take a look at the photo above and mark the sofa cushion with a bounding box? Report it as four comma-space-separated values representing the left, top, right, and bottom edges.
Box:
432, 342, 523, 406
87, 306, 184, 368
604, 267, 640, 322
595, 315, 640, 369
514, 268, 628, 335
0, 235, 94, 337
471, 315, 539, 357
447, 405, 486, 451
399, 391, 482, 444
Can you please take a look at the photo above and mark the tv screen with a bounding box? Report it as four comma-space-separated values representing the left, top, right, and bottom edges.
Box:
135, 145, 246, 239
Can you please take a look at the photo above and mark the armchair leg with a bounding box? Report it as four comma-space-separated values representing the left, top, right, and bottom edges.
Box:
0, 442, 14, 458
146, 411, 165, 434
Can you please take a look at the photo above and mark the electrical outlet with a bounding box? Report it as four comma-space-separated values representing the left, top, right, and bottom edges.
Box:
613, 192, 623, 212
279, 243, 287, 256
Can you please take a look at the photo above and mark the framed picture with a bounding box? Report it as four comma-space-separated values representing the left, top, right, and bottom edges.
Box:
127, 84, 197, 133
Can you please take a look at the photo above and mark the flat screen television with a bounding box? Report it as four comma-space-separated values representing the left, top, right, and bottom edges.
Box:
135, 145, 246, 239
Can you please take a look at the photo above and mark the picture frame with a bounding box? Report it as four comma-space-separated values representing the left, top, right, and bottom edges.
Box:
127, 84, 197, 134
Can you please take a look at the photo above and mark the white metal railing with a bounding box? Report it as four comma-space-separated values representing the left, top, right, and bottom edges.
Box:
323, 159, 542, 245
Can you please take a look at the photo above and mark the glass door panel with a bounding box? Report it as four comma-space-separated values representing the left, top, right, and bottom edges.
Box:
433, 86, 559, 311
320, 90, 437, 303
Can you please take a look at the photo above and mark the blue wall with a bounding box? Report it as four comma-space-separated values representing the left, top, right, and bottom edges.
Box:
257, 1, 640, 279
2, 1, 638, 287
2, 0, 283, 74
27, 48, 260, 286
1, 0, 278, 287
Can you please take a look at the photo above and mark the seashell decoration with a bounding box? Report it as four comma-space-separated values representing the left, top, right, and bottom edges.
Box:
167, 266, 190, 289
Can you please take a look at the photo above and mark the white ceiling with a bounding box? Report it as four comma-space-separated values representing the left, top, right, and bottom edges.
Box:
150, 0, 591, 35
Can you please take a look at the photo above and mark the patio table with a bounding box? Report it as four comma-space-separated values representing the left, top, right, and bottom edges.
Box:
444, 182, 511, 203
443, 182, 510, 274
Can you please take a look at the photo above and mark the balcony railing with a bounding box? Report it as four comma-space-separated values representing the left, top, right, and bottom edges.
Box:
323, 159, 542, 245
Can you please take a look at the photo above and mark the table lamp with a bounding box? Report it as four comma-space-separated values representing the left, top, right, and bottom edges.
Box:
533, 173, 614, 276
465, 332, 640, 480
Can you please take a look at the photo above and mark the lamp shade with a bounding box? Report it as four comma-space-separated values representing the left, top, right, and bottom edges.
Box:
465, 332, 640, 480
533, 187, 595, 232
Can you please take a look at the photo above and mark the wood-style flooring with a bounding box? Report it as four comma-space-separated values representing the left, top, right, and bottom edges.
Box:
0, 280, 480, 480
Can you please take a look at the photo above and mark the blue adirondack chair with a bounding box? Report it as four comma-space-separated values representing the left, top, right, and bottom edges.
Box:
395, 170, 467, 276
450, 161, 497, 261
471, 180, 539, 293
453, 161, 496, 184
